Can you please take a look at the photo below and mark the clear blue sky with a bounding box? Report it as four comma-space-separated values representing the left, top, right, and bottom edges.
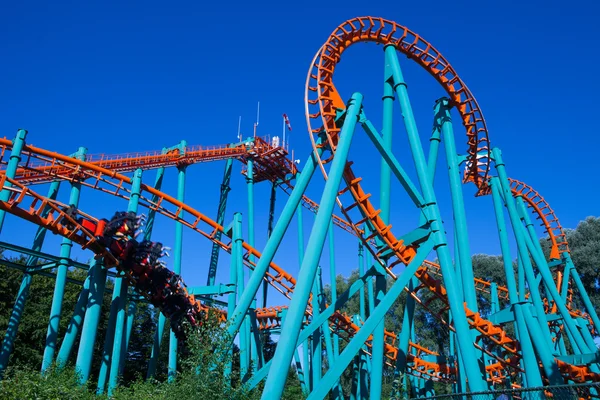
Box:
1, 1, 598, 302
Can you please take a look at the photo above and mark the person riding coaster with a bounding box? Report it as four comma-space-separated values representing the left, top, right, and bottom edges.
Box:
65, 209, 204, 340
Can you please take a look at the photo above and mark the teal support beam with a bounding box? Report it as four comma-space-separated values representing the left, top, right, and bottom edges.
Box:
42, 147, 87, 373
311, 269, 322, 388
169, 161, 186, 381
493, 148, 590, 354
75, 258, 108, 383
0, 179, 60, 376
306, 240, 434, 399
372, 60, 394, 400
233, 213, 250, 378
328, 220, 339, 359
385, 45, 486, 391
245, 158, 260, 369
105, 169, 143, 395
489, 177, 545, 386
566, 254, 600, 334
226, 140, 323, 341
436, 98, 478, 310
263, 181, 277, 309
261, 93, 363, 399
145, 162, 166, 379
56, 272, 91, 367
358, 243, 366, 321
0, 129, 27, 232
246, 265, 379, 391
207, 158, 233, 286
122, 296, 136, 375
224, 215, 238, 383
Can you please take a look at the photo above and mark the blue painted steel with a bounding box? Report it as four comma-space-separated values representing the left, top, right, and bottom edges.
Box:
75, 258, 108, 383
436, 98, 478, 311
261, 94, 362, 399
263, 182, 278, 308
42, 148, 87, 373
207, 158, 233, 286
169, 162, 186, 381
307, 239, 434, 399
0, 180, 60, 375
0, 129, 27, 232
385, 45, 486, 391
224, 213, 238, 382
226, 141, 323, 340
311, 269, 322, 387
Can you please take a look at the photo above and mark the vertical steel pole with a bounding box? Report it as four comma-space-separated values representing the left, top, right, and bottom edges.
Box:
489, 177, 545, 386
385, 45, 485, 391
493, 148, 590, 353
311, 269, 322, 388
0, 129, 27, 232
234, 213, 250, 378
262, 93, 362, 399
207, 158, 233, 286
224, 213, 239, 382
226, 144, 323, 339
42, 147, 87, 372
169, 161, 186, 381
437, 99, 477, 310
263, 182, 277, 308
145, 163, 167, 379
106, 169, 142, 395
0, 178, 60, 375
245, 158, 260, 369
75, 258, 108, 383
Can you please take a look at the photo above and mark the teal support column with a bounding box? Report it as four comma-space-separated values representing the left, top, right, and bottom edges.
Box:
105, 169, 143, 395
224, 213, 238, 382
311, 269, 322, 387
303, 337, 311, 392
385, 45, 485, 391
226, 141, 323, 340
56, 272, 91, 367
327, 221, 338, 355
42, 147, 87, 373
493, 148, 590, 354
372, 58, 394, 400
437, 98, 477, 310
0, 129, 27, 232
0, 179, 60, 376
491, 283, 499, 314
358, 243, 366, 321
245, 158, 260, 369
233, 213, 250, 378
207, 158, 233, 286
489, 177, 544, 386
263, 182, 277, 309
169, 161, 186, 381
75, 258, 108, 383
122, 297, 136, 374
145, 163, 166, 379
566, 254, 600, 333
262, 93, 363, 399
307, 241, 433, 399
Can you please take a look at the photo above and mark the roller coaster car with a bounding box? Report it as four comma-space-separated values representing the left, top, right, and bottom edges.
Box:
70, 209, 202, 340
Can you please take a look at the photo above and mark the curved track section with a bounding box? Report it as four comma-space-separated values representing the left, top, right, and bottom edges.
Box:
304, 16, 595, 384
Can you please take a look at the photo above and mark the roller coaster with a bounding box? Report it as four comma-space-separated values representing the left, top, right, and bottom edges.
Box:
0, 16, 598, 399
